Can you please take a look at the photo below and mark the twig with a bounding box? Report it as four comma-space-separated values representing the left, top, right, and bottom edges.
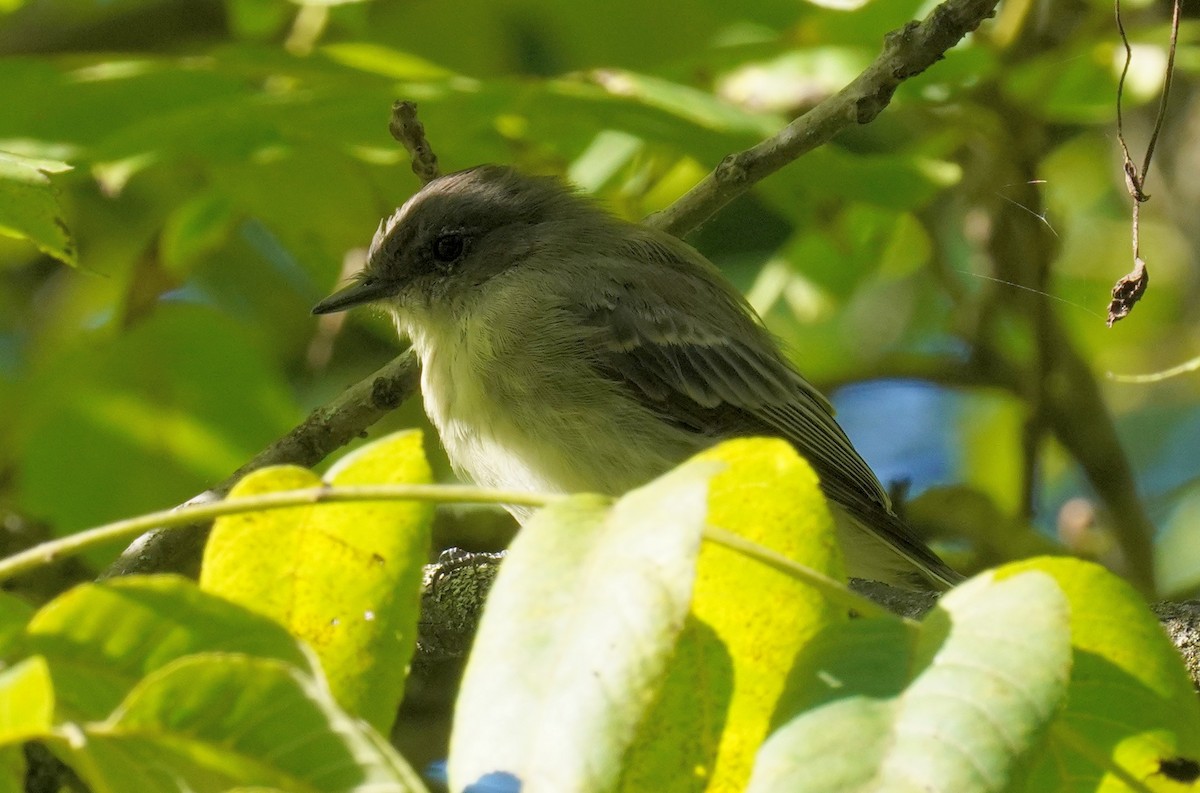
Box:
704, 526, 905, 622
10, 482, 556, 585
1108, 0, 1181, 325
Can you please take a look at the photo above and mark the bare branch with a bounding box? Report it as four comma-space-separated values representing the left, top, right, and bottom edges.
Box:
648, 0, 999, 237
414, 550, 1200, 690
102, 351, 419, 577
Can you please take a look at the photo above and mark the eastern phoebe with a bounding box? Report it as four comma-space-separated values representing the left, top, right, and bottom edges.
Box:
314, 165, 959, 588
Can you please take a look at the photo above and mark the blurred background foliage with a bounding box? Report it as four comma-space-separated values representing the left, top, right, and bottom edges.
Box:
1, 0, 1199, 597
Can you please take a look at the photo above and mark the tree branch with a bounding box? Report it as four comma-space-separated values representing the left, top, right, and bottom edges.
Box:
415, 550, 1200, 691
102, 351, 418, 577
648, 0, 999, 237
975, 98, 1156, 594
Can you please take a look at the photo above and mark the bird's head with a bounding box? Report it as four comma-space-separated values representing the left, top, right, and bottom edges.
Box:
313, 165, 596, 317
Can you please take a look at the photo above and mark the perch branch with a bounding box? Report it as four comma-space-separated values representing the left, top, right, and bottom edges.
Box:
415, 550, 1200, 690
102, 351, 418, 577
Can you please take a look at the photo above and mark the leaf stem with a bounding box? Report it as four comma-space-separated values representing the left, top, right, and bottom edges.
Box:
0, 485, 558, 584
702, 526, 914, 624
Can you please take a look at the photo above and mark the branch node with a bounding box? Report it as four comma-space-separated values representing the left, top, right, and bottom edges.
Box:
371, 375, 405, 410
856, 89, 894, 124
883, 21, 919, 54
714, 153, 749, 184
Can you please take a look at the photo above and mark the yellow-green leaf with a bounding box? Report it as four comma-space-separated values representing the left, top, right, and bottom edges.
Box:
200, 430, 434, 734
0, 656, 53, 743
449, 459, 714, 793
621, 437, 845, 793
56, 654, 427, 793
0, 151, 75, 267
21, 575, 311, 721
748, 569, 1073, 793
1006, 558, 1200, 791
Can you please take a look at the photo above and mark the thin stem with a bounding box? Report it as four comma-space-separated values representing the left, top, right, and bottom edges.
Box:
1141, 0, 1182, 182
1114, 0, 1134, 168
0, 485, 558, 584
702, 525, 916, 625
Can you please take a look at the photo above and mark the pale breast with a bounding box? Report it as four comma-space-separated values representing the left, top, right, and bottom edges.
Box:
422, 360, 561, 496
405, 299, 695, 508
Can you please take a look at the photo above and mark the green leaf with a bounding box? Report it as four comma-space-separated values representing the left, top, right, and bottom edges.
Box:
158, 192, 235, 275
21, 575, 311, 721
54, 654, 426, 793
0, 591, 33, 654
567, 129, 643, 192
0, 150, 75, 266
201, 430, 435, 734
0, 655, 53, 743
763, 151, 957, 223
1004, 47, 1118, 123
448, 458, 715, 792
1008, 558, 1200, 791
0, 746, 24, 793
318, 42, 457, 80
224, 0, 291, 40
17, 304, 300, 539
586, 69, 780, 139
747, 569, 1073, 792
621, 437, 846, 792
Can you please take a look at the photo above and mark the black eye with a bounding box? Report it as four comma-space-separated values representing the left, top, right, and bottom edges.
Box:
432, 233, 466, 263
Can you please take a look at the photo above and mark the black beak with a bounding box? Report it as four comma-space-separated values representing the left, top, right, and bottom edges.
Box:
312, 277, 395, 315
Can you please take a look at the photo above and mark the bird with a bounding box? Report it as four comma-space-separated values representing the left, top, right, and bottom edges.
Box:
313, 165, 960, 589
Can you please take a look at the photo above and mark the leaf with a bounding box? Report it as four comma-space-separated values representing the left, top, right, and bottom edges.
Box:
747, 569, 1073, 793
586, 69, 780, 138
53, 654, 426, 793
620, 437, 846, 793
1008, 558, 1200, 791
1004, 46, 1120, 123
0, 655, 53, 743
225, 0, 291, 40
158, 192, 235, 274
21, 575, 311, 721
0, 150, 75, 266
318, 43, 457, 80
0, 746, 24, 793
17, 304, 300, 540
201, 430, 435, 734
448, 458, 715, 793
0, 591, 33, 654
287, 0, 373, 6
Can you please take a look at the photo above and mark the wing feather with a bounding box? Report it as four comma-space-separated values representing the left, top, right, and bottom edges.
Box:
576, 250, 958, 586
